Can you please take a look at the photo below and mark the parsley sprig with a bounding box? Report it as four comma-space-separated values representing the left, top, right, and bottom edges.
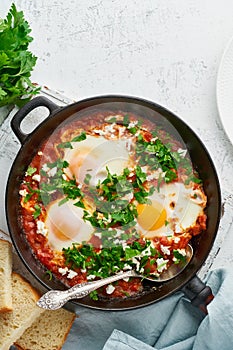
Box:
0, 4, 40, 107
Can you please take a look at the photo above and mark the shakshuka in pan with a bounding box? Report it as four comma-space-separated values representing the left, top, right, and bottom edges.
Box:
19, 110, 207, 300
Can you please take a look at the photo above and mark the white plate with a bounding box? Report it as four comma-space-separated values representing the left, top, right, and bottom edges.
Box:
217, 35, 233, 145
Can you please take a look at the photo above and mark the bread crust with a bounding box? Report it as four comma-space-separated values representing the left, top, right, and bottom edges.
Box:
0, 238, 13, 312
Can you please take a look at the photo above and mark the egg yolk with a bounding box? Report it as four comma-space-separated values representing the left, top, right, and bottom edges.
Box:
137, 201, 167, 231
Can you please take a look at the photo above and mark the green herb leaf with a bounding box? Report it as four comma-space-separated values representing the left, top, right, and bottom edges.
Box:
44, 270, 53, 281
57, 141, 73, 149
26, 166, 37, 176
0, 3, 40, 107
33, 203, 41, 219
71, 131, 86, 142
173, 250, 187, 264
84, 173, 92, 185
89, 290, 99, 300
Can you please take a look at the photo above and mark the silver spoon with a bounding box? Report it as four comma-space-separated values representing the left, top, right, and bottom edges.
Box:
37, 244, 193, 310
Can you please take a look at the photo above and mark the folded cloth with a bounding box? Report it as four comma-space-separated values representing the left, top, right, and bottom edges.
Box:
66, 268, 233, 350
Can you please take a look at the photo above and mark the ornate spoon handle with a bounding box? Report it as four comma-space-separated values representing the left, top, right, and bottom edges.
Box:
37, 270, 138, 310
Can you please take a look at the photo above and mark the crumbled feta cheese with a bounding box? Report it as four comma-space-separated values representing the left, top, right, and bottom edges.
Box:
123, 264, 132, 271
118, 126, 126, 137
36, 221, 48, 236
175, 224, 183, 233
105, 115, 122, 122
126, 139, 133, 151
156, 258, 169, 273
94, 129, 106, 136
147, 168, 165, 181
141, 166, 148, 173
177, 148, 187, 158
114, 229, 123, 238
160, 245, 171, 255
132, 257, 140, 271
128, 121, 138, 129
81, 268, 87, 273
122, 192, 134, 202
113, 238, 120, 245
37, 151, 43, 156
67, 270, 78, 279
94, 232, 102, 239
42, 163, 50, 172
174, 237, 180, 244
140, 241, 155, 257
106, 284, 115, 294
58, 267, 68, 276
47, 167, 57, 177
123, 277, 130, 282
19, 189, 28, 197
146, 174, 155, 181
32, 174, 41, 182
104, 123, 116, 134
86, 274, 96, 281
177, 248, 186, 256
122, 242, 128, 251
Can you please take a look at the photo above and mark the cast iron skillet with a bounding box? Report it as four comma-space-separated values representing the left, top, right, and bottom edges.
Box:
6, 95, 221, 312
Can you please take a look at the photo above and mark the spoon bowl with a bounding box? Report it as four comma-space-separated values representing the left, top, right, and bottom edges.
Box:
37, 244, 193, 310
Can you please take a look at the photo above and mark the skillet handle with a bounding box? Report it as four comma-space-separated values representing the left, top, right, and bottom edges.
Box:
182, 275, 214, 314
11, 96, 60, 143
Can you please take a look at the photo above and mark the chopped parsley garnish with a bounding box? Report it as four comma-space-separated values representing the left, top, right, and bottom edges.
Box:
25, 158, 84, 207
84, 173, 92, 185
135, 133, 177, 183
44, 270, 53, 281
89, 290, 99, 301
82, 165, 155, 228
26, 166, 37, 176
63, 239, 158, 280
33, 203, 41, 219
57, 131, 87, 149
173, 250, 187, 264
106, 116, 117, 123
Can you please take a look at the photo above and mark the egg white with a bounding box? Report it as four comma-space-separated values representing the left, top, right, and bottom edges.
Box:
63, 135, 131, 186
44, 199, 94, 251
137, 182, 206, 239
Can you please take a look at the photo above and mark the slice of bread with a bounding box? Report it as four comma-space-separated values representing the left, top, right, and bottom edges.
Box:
0, 238, 13, 312
0, 272, 44, 350
15, 307, 76, 350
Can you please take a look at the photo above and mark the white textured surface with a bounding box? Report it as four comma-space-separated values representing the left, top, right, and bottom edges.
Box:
217, 35, 233, 145
1, 0, 233, 301
1, 0, 233, 192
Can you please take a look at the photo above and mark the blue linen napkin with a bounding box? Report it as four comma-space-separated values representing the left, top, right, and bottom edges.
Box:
66, 268, 233, 350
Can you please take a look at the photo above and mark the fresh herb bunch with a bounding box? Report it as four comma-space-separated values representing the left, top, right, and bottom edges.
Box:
0, 3, 40, 107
